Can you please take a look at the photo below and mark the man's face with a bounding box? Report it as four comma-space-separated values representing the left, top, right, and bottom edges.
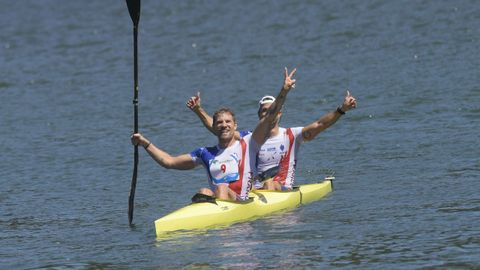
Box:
213, 112, 237, 140
258, 103, 282, 126
257, 103, 271, 120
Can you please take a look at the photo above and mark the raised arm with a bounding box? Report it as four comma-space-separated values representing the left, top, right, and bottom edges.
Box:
186, 91, 215, 135
131, 133, 196, 170
187, 91, 242, 139
301, 90, 357, 142
252, 67, 297, 145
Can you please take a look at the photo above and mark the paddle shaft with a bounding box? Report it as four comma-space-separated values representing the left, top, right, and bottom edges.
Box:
128, 24, 138, 225
126, 0, 140, 226
132, 25, 139, 134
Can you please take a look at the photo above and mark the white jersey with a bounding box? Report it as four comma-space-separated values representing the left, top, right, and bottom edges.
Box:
256, 127, 303, 188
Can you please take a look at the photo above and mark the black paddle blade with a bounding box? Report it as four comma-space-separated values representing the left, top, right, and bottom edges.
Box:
128, 178, 136, 225
126, 0, 141, 26
128, 146, 139, 225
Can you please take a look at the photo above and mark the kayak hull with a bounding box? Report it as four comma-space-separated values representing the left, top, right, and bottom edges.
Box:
154, 179, 332, 236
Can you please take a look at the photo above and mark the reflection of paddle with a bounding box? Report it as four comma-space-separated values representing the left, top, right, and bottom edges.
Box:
126, 0, 141, 226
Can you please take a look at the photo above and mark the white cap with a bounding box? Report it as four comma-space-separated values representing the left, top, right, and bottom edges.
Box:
258, 95, 275, 106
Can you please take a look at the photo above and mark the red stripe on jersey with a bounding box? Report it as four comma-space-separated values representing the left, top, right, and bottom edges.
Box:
273, 128, 294, 185
229, 139, 247, 195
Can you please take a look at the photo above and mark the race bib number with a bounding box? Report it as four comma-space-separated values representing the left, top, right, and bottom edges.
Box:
209, 154, 239, 184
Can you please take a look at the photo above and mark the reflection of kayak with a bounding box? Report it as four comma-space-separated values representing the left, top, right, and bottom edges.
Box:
154, 178, 333, 237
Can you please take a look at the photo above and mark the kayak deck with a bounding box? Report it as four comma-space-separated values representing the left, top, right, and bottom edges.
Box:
154, 179, 333, 237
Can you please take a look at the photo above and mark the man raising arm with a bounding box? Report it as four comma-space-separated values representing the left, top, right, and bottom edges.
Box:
186, 82, 357, 191
131, 67, 297, 200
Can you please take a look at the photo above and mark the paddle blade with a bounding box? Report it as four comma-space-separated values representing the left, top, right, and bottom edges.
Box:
128, 146, 139, 225
126, 0, 141, 26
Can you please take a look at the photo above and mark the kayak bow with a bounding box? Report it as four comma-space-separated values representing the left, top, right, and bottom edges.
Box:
154, 178, 333, 236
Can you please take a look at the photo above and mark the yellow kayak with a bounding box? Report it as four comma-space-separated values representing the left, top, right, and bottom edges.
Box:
154, 178, 333, 237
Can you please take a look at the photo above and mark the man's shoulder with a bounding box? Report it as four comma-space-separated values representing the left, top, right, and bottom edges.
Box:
277, 126, 304, 141
283, 126, 304, 134
192, 145, 218, 156
239, 130, 252, 138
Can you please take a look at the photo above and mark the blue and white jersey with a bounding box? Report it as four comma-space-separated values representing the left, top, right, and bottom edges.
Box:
190, 133, 259, 200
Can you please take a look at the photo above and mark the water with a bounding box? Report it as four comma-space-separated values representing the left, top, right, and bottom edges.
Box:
1, 0, 479, 269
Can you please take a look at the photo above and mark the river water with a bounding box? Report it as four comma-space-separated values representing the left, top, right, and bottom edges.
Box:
1, 0, 479, 269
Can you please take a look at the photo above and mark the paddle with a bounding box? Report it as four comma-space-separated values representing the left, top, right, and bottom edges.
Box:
126, 0, 141, 226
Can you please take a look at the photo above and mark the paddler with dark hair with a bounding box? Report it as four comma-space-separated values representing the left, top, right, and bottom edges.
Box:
186, 82, 357, 191
131, 68, 297, 201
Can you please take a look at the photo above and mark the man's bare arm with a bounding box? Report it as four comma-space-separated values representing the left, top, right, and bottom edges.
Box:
187, 91, 242, 139
302, 90, 357, 142
131, 133, 196, 170
252, 67, 297, 145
